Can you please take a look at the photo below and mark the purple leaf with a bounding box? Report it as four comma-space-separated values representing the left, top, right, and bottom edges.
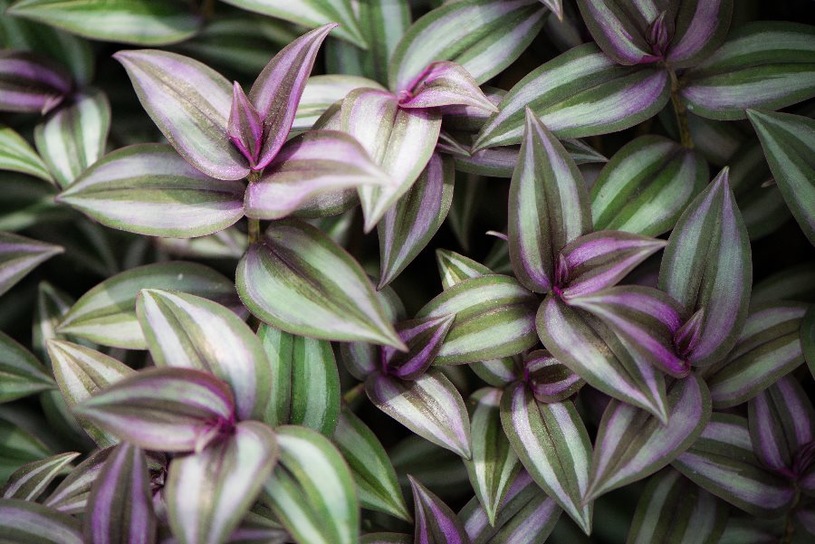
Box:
748, 376, 815, 475
44, 448, 114, 514
244, 130, 391, 220
586, 374, 711, 501
383, 314, 456, 380
409, 476, 470, 544
658, 167, 751, 368
399, 61, 497, 112
114, 49, 250, 180
84, 442, 156, 544
574, 1, 664, 65
249, 23, 337, 170
73, 367, 236, 452
524, 350, 584, 403
1, 452, 78, 502
508, 109, 591, 293
0, 499, 82, 544
366, 369, 471, 458
666, 0, 733, 68
0, 51, 71, 114
558, 231, 667, 299
227, 82, 263, 167
166, 421, 278, 544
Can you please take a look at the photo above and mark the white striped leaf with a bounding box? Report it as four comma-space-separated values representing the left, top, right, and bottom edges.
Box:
466, 387, 520, 525
0, 125, 52, 182
0, 330, 54, 403
34, 88, 109, 188
460, 471, 561, 544
508, 110, 591, 293
333, 407, 410, 521
257, 325, 340, 435
658, 167, 752, 368
0, 231, 62, 297
586, 374, 711, 501
574, 0, 668, 65
627, 469, 728, 544
340, 88, 441, 231
378, 153, 454, 288
58, 144, 245, 238
382, 315, 456, 380
747, 109, 815, 244
389, 0, 547, 91
591, 135, 708, 236
73, 367, 236, 453
237, 219, 403, 348
366, 369, 471, 458
220, 0, 366, 48
435, 249, 492, 290
417, 274, 538, 365
167, 421, 278, 544
44, 447, 112, 514
6, 0, 202, 45
84, 442, 156, 544
474, 43, 671, 149
681, 22, 815, 120
58, 261, 239, 350
1, 452, 78, 501
537, 295, 668, 421
262, 425, 360, 544
409, 476, 469, 544
706, 302, 807, 409
748, 376, 815, 474
355, 0, 411, 85
666, 0, 734, 68
293, 75, 384, 133
137, 289, 272, 422
46, 340, 134, 447
500, 383, 592, 533
524, 350, 584, 403
114, 49, 249, 181
0, 499, 82, 544
672, 414, 796, 518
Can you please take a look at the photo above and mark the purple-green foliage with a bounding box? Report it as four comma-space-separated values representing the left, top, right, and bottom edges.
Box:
0, 0, 814, 543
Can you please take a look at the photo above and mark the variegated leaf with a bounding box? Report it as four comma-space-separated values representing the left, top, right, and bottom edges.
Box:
389, 0, 547, 90
262, 425, 359, 544
1, 451, 77, 501
0, 125, 52, 182
84, 442, 156, 544
706, 302, 807, 408
0, 50, 71, 114
681, 22, 815, 120
0, 418, 50, 483
474, 44, 670, 149
257, 325, 340, 435
73, 367, 236, 452
501, 383, 592, 533
167, 421, 278, 544
574, 0, 666, 65
524, 350, 584, 403
378, 153, 454, 288
114, 49, 249, 180
0, 499, 82, 544
34, 88, 109, 188
398, 61, 497, 112
508, 110, 591, 293
747, 109, 815, 244
333, 408, 410, 521
366, 369, 471, 458
591, 135, 708, 236
673, 414, 796, 518
627, 469, 728, 544
658, 167, 751, 368
137, 289, 271, 421
417, 274, 538, 364
44, 447, 112, 514
355, 0, 411, 84
237, 219, 403, 348
58, 261, 239, 349
0, 330, 54, 402
667, 0, 734, 68
293, 75, 385, 132
586, 374, 711, 501
58, 144, 244, 238
0, 231, 62, 297
435, 249, 492, 290
6, 0, 202, 45
466, 388, 520, 525
382, 315, 456, 380
409, 476, 470, 544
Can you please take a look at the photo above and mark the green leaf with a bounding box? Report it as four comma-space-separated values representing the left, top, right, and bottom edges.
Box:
0, 125, 52, 182
237, 219, 403, 348
0, 330, 54, 403
1, 451, 77, 501
7, 0, 203, 46
435, 249, 492, 290
333, 407, 410, 521
262, 425, 360, 544
258, 325, 340, 435
58, 261, 239, 349
0, 231, 63, 297
0, 417, 50, 482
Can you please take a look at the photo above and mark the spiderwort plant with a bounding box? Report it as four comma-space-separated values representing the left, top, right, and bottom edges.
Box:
1, 0, 815, 543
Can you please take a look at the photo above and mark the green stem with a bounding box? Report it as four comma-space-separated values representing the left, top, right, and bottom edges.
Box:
342, 383, 365, 406
247, 170, 262, 244
669, 69, 694, 149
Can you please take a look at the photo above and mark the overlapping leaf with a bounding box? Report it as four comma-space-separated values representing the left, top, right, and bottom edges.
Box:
409, 476, 470, 544
0, 125, 52, 182
293, 75, 385, 132
0, 231, 62, 297
1, 451, 77, 501
44, 447, 112, 514
0, 499, 82, 544
0, 330, 54, 402
0, 50, 71, 113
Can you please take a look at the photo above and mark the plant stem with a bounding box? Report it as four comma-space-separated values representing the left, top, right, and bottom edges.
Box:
669, 69, 694, 149
782, 510, 796, 544
342, 383, 365, 406
247, 170, 262, 244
